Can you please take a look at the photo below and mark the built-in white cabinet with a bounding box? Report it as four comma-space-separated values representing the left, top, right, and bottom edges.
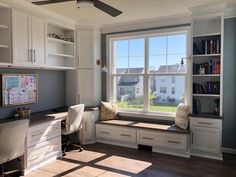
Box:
66, 27, 101, 106
77, 28, 101, 106
23, 119, 61, 175
188, 3, 225, 160
0, 4, 11, 65
46, 22, 75, 69
12, 10, 46, 67
190, 117, 222, 160
79, 108, 99, 145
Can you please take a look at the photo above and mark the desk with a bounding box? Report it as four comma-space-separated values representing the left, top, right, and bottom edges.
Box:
23, 111, 67, 175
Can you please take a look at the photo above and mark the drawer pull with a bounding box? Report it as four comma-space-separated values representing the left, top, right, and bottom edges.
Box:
120, 134, 131, 137
167, 140, 181, 144
31, 132, 43, 137
142, 137, 154, 140
100, 131, 110, 134
198, 122, 212, 125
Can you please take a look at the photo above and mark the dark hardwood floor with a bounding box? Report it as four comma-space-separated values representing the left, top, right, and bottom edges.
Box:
4, 143, 236, 177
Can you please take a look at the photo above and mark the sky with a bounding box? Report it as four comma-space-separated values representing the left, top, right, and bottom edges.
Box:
114, 34, 187, 71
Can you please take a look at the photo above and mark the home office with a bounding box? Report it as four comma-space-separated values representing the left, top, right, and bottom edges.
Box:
0, 0, 236, 177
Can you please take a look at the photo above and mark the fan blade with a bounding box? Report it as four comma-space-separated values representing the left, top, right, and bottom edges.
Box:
94, 0, 122, 17
32, 0, 74, 5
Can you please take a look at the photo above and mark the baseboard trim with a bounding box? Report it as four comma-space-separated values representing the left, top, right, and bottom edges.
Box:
222, 147, 236, 155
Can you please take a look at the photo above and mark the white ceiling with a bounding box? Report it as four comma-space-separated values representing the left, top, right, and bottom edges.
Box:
27, 0, 236, 26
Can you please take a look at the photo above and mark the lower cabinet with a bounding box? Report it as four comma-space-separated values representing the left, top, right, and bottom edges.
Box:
23, 120, 61, 175
96, 124, 137, 149
137, 129, 189, 157
96, 123, 190, 158
190, 117, 222, 160
79, 108, 99, 145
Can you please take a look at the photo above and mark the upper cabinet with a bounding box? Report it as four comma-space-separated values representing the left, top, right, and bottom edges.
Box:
0, 4, 11, 65
12, 10, 46, 67
77, 28, 100, 69
46, 22, 75, 69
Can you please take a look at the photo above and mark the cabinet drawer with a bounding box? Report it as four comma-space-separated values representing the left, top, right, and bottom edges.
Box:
96, 124, 136, 144
27, 121, 61, 147
190, 117, 222, 128
116, 129, 136, 144
137, 130, 158, 146
157, 133, 188, 151
27, 137, 60, 167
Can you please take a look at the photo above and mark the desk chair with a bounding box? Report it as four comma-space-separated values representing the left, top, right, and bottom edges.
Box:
61, 104, 84, 156
0, 119, 29, 176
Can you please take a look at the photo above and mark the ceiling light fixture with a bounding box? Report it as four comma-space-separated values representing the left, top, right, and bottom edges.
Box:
77, 0, 93, 8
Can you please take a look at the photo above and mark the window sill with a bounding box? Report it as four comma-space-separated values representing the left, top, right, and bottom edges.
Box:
118, 111, 175, 121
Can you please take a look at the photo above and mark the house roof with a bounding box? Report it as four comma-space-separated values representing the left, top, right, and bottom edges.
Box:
118, 82, 139, 86
116, 68, 144, 74
156, 64, 186, 73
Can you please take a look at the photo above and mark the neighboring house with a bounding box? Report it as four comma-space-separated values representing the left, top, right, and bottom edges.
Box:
155, 64, 185, 104
116, 68, 144, 101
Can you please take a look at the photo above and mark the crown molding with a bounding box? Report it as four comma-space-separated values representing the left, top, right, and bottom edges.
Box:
224, 5, 236, 18
101, 13, 191, 34
189, 2, 227, 17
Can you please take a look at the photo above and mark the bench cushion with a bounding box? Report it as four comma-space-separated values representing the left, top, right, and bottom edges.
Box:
97, 120, 190, 134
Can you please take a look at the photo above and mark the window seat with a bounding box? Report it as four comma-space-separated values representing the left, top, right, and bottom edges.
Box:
96, 119, 190, 158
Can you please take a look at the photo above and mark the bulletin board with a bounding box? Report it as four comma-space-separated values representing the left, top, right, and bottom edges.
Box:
1, 74, 38, 107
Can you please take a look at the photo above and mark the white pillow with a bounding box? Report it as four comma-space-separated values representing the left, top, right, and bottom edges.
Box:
175, 103, 189, 130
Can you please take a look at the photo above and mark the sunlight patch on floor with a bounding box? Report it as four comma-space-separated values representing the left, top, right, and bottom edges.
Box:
95, 155, 152, 174
65, 149, 106, 163
65, 166, 131, 177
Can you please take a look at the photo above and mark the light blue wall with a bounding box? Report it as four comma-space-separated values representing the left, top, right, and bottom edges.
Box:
0, 69, 66, 119
223, 17, 236, 149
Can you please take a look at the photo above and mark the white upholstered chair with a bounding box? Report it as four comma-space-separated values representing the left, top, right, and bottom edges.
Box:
0, 119, 29, 176
61, 104, 84, 156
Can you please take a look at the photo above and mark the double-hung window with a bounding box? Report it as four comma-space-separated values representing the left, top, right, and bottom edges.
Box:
108, 29, 189, 117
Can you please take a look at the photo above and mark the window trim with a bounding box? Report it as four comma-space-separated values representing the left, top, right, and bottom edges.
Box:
106, 26, 191, 119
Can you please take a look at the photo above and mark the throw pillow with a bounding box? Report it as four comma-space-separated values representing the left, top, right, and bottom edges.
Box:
100, 101, 118, 121
175, 103, 189, 130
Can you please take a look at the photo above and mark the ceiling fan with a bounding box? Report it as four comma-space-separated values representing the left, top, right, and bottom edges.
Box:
31, 0, 123, 17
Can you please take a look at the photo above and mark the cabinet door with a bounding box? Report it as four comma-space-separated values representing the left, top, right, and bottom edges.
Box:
77, 69, 95, 106
191, 126, 220, 154
31, 16, 45, 66
77, 30, 93, 68
12, 10, 32, 66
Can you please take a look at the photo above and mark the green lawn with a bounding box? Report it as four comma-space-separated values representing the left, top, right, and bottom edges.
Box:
117, 101, 176, 113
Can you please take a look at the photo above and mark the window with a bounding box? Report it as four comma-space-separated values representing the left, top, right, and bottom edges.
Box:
160, 87, 167, 93
172, 76, 175, 83
109, 30, 188, 115
172, 87, 175, 94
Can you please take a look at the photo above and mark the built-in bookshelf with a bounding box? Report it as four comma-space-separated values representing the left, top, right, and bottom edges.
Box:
46, 22, 75, 69
191, 15, 223, 117
0, 5, 11, 64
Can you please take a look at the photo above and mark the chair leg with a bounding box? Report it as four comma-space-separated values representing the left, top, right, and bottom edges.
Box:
0, 164, 4, 177
71, 143, 83, 152
62, 135, 70, 156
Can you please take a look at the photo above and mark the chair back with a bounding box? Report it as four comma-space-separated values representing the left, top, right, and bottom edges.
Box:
0, 119, 29, 164
66, 104, 85, 133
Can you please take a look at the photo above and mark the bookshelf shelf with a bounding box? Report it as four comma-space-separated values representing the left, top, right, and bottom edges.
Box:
48, 52, 74, 58
47, 37, 74, 45
193, 74, 220, 77
193, 33, 221, 38
193, 94, 220, 97
193, 54, 221, 57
